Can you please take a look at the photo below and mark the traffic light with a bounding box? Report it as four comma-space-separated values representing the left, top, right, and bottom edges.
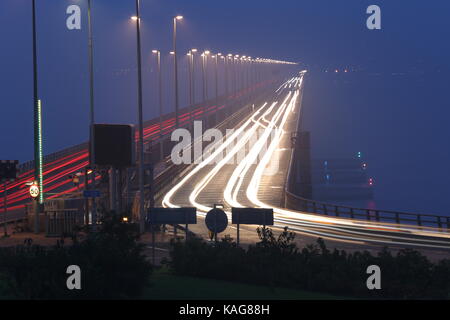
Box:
0, 160, 19, 182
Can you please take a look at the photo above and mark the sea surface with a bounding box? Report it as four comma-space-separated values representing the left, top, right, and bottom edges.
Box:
301, 70, 450, 216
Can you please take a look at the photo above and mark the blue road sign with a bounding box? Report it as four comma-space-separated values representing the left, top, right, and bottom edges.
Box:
83, 190, 101, 198
205, 208, 228, 233
232, 208, 274, 225
147, 207, 197, 225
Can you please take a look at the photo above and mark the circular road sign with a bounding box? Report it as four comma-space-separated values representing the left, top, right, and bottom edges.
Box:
29, 184, 40, 199
205, 208, 228, 233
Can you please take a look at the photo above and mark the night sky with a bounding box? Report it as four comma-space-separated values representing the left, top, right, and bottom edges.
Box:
1, 0, 449, 213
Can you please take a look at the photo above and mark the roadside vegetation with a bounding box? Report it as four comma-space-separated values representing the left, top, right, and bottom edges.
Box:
166, 227, 450, 300
0, 214, 449, 300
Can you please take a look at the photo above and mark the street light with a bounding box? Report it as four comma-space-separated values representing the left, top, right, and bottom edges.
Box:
84, 0, 97, 228
187, 49, 197, 129
131, 0, 145, 233
173, 15, 183, 129
152, 50, 163, 160
213, 54, 219, 125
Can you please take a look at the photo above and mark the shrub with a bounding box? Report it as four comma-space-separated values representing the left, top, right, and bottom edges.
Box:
0, 212, 152, 299
167, 227, 450, 299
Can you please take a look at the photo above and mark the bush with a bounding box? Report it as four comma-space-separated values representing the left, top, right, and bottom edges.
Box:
167, 227, 450, 299
0, 212, 152, 299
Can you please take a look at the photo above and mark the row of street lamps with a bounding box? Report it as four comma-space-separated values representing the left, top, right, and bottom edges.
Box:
28, 0, 297, 233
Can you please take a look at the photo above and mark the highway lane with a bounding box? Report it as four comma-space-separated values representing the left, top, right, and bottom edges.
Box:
162, 74, 450, 251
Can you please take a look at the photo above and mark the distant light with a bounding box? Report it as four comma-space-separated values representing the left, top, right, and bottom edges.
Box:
187, 52, 191, 56
131, 16, 138, 21
191, 48, 198, 52
122, 217, 129, 222
152, 50, 158, 54
362, 163, 367, 170
368, 178, 374, 186
357, 151, 362, 158
169, 51, 175, 55
204, 50, 210, 55
335, 69, 339, 73
175, 15, 184, 20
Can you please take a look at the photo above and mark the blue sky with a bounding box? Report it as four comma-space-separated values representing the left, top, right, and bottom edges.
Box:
0, 0, 449, 162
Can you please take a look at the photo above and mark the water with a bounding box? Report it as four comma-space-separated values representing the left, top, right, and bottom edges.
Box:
301, 70, 450, 216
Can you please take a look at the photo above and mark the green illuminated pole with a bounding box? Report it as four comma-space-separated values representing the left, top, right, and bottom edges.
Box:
32, 0, 43, 234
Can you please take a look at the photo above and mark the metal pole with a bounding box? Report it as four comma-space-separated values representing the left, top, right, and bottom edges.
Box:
88, 0, 95, 165
157, 51, 163, 160
87, 0, 97, 228
32, 0, 42, 234
225, 57, 229, 97
214, 55, 218, 125
188, 53, 193, 107
191, 52, 196, 126
202, 55, 206, 101
135, 0, 145, 233
201, 54, 207, 126
173, 18, 180, 129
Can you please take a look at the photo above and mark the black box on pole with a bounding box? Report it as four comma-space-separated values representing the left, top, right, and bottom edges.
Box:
92, 124, 135, 167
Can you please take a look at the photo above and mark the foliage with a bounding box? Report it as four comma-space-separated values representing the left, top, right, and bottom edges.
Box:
0, 212, 152, 300
168, 227, 450, 299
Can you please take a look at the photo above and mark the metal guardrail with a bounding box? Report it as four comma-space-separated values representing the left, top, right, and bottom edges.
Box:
284, 190, 450, 230
282, 84, 450, 231
284, 148, 450, 231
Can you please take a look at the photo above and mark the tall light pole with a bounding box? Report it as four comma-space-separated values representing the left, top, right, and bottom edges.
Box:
234, 55, 239, 98
187, 49, 197, 129
173, 15, 183, 129
131, 1, 145, 233
152, 50, 163, 159
32, 0, 43, 234
202, 51, 210, 125
225, 54, 231, 98
213, 54, 219, 125
86, 0, 97, 228
190, 49, 197, 106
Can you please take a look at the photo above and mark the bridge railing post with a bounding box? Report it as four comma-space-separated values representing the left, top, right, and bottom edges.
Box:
395, 212, 400, 225
375, 211, 380, 222
417, 214, 422, 227
366, 210, 371, 221
350, 208, 354, 219
334, 206, 339, 217
323, 204, 328, 216
437, 216, 442, 230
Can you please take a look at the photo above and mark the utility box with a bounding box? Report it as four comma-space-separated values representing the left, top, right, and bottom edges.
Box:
92, 124, 135, 168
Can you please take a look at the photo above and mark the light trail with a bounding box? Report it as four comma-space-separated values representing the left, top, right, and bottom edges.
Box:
162, 74, 450, 250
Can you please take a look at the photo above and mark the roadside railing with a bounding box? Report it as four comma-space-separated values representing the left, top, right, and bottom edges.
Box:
284, 145, 450, 232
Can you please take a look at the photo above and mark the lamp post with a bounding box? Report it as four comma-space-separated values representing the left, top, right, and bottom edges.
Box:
86, 0, 98, 228
213, 54, 219, 125
173, 15, 183, 129
234, 55, 238, 98
202, 51, 210, 126
190, 49, 197, 106
152, 50, 163, 159
131, 0, 145, 233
